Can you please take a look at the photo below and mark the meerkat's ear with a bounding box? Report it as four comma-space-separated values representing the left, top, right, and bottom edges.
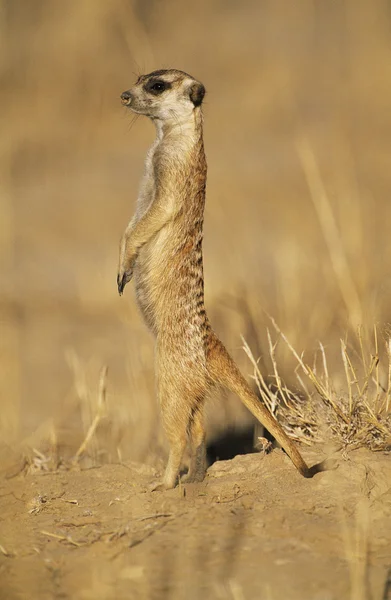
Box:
189, 82, 205, 107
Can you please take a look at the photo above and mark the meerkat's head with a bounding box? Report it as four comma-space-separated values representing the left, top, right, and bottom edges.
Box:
120, 69, 205, 124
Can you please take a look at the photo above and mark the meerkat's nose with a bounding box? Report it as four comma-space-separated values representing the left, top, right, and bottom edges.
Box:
121, 91, 132, 106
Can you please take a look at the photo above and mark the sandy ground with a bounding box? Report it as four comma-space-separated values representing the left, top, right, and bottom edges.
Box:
1, 447, 390, 600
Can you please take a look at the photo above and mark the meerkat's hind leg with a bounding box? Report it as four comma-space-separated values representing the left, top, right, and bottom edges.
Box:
152, 381, 208, 490
152, 426, 187, 491
182, 404, 207, 484
151, 380, 190, 491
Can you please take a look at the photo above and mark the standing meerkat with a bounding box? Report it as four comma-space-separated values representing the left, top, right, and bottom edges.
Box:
117, 69, 312, 490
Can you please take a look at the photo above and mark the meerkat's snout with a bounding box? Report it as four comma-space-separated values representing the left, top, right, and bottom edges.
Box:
121, 91, 132, 106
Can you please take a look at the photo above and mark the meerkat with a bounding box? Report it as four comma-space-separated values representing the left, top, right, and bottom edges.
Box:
117, 69, 312, 490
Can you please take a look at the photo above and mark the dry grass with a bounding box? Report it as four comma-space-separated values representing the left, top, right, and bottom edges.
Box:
243, 319, 391, 452
0, 0, 390, 471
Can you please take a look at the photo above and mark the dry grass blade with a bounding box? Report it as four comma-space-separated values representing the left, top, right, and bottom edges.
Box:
373, 325, 381, 405
242, 333, 318, 444
40, 530, 82, 548
268, 314, 349, 423
73, 365, 108, 462
296, 137, 362, 328
266, 328, 290, 409
341, 340, 354, 416
137, 513, 173, 522
267, 315, 309, 376
384, 338, 391, 413
319, 342, 330, 397
359, 354, 379, 401
241, 336, 275, 414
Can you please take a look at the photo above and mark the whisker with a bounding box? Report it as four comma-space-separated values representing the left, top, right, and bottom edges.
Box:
132, 60, 142, 79
127, 113, 140, 133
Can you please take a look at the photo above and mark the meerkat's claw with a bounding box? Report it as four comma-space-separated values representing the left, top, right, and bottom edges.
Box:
117, 273, 125, 295
149, 481, 169, 492
117, 269, 133, 295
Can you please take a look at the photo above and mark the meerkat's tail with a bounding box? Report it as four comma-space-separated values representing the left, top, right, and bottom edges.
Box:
207, 335, 312, 478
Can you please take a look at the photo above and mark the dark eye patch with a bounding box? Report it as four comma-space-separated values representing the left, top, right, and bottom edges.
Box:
144, 79, 171, 95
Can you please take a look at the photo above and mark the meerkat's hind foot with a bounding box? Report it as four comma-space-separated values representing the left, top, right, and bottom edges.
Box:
149, 441, 185, 492
149, 480, 175, 492
181, 470, 206, 484
181, 459, 207, 484
181, 442, 207, 484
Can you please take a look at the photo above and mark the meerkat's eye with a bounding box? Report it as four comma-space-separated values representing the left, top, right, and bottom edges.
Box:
152, 82, 165, 91
145, 80, 171, 95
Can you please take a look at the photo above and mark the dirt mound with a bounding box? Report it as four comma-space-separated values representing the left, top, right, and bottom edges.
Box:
1, 447, 390, 599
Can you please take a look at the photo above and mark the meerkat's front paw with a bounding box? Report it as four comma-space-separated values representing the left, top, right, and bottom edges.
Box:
117, 233, 137, 295
117, 267, 134, 295
117, 254, 136, 295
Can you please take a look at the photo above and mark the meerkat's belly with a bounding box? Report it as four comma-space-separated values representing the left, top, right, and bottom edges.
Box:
134, 226, 204, 339
133, 226, 174, 333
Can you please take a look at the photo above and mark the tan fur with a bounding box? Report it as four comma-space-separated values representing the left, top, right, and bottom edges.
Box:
118, 69, 310, 489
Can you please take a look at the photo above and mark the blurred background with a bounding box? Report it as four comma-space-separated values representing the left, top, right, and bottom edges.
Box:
1, 0, 391, 468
